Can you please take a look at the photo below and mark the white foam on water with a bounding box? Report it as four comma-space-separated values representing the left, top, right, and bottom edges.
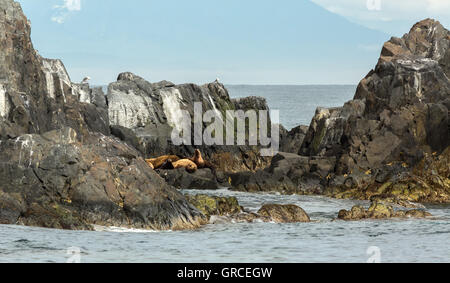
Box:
160, 88, 185, 132
93, 225, 161, 233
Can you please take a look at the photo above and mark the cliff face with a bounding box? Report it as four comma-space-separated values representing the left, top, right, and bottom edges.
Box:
300, 19, 450, 173
0, 0, 205, 230
107, 72, 271, 172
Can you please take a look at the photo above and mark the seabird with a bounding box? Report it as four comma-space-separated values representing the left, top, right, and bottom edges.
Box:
215, 77, 220, 83
81, 76, 91, 84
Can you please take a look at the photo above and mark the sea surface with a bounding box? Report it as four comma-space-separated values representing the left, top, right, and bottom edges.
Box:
226, 85, 356, 130
1, 85, 448, 263
0, 189, 449, 263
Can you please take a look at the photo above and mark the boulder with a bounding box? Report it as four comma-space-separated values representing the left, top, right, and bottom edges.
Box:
185, 194, 242, 218
257, 204, 310, 223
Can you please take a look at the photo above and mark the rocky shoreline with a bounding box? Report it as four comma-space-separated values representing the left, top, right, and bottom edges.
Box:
0, 0, 448, 231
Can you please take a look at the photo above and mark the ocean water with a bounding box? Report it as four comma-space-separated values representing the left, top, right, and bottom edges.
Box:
0, 189, 449, 263
226, 85, 357, 130
1, 85, 448, 263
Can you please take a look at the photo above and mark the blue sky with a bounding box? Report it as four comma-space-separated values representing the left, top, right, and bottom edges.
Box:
17, 0, 449, 85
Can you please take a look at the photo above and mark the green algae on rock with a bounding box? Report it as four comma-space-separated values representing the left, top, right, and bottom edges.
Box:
338, 201, 432, 221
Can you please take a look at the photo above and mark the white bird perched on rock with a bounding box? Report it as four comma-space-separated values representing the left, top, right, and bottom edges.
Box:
215, 77, 220, 83
81, 76, 91, 84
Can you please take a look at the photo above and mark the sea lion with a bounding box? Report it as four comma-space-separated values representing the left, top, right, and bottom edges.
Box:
189, 149, 216, 173
145, 155, 181, 169
172, 159, 198, 173
146, 160, 155, 170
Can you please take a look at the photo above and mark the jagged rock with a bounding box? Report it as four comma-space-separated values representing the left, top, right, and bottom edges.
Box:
0, 0, 205, 231
280, 124, 309, 153
0, 128, 205, 230
107, 72, 271, 172
0, 0, 110, 140
300, 19, 449, 175
257, 204, 310, 223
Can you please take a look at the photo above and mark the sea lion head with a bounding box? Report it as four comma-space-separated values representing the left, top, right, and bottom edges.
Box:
186, 163, 197, 173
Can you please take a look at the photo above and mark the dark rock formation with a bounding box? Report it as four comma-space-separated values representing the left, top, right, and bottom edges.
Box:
326, 146, 450, 204
106, 72, 271, 173
0, 0, 205, 230
231, 19, 450, 204
301, 19, 449, 174
158, 168, 220, 190
230, 152, 331, 195
280, 125, 309, 153
338, 201, 432, 221
0, 128, 205, 230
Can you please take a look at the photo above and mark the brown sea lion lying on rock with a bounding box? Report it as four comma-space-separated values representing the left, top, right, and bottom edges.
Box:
189, 149, 216, 173
146, 150, 214, 174
146, 155, 181, 169
159, 159, 198, 173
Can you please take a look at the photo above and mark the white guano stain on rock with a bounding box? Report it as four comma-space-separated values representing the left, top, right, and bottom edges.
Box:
41, 58, 72, 101
160, 88, 185, 132
0, 83, 9, 118
108, 87, 156, 129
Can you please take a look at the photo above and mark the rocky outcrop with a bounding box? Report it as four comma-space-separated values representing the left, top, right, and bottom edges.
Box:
300, 19, 449, 175
159, 168, 220, 190
280, 125, 309, 153
338, 201, 432, 221
0, 0, 205, 230
0, 1, 109, 140
230, 152, 332, 195
106, 72, 271, 173
0, 128, 205, 230
232, 19, 450, 204
326, 146, 450, 204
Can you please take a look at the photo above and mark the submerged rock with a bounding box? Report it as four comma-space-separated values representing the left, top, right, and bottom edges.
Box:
257, 204, 310, 223
185, 194, 242, 218
338, 200, 432, 221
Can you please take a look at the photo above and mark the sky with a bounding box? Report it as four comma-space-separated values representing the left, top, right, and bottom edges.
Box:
17, 0, 450, 85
